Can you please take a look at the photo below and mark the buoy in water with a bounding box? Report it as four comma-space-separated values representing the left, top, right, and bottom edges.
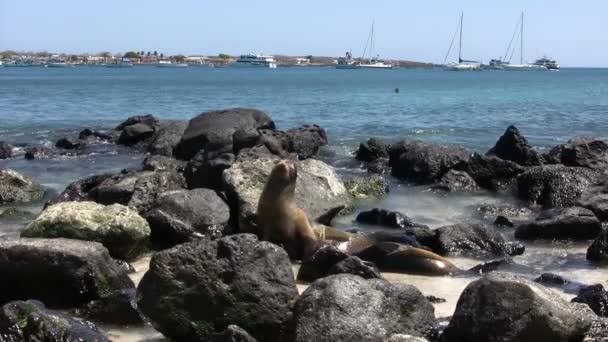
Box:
394, 88, 399, 94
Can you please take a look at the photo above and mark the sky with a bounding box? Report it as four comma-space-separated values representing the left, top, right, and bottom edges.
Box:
0, 0, 606, 67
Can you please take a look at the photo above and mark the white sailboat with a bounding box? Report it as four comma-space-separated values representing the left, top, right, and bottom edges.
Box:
502, 13, 547, 71
358, 21, 393, 69
443, 13, 481, 71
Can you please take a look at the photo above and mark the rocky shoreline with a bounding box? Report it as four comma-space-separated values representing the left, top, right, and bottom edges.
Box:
0, 108, 607, 341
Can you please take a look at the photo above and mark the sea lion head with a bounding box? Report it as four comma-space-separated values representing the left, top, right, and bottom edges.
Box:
270, 159, 297, 186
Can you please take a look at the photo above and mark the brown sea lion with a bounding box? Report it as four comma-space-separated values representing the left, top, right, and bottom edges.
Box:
257, 159, 319, 260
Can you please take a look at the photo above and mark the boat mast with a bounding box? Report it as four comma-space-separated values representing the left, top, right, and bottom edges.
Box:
458, 12, 463, 63
520, 12, 524, 64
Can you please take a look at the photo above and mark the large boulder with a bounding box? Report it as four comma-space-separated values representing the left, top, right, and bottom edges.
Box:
116, 114, 159, 147
148, 120, 188, 157
356, 208, 428, 230
435, 223, 523, 258
517, 165, 601, 208
293, 274, 436, 342
284, 124, 328, 160
486, 125, 544, 166
45, 173, 112, 208
441, 272, 594, 342
545, 138, 608, 169
0, 141, 12, 159
137, 234, 298, 342
296, 245, 349, 282
431, 169, 480, 192
515, 207, 602, 240
327, 256, 383, 280
56, 136, 82, 149
222, 155, 350, 233
0, 300, 109, 342
175, 108, 275, 160
76, 288, 145, 325
389, 140, 470, 183
587, 229, 608, 263
453, 153, 525, 191
579, 181, 608, 221
0, 168, 45, 204
146, 188, 231, 247
24, 146, 54, 160
185, 150, 235, 189
344, 175, 389, 199
142, 155, 187, 173
572, 284, 608, 318
356, 138, 390, 162
0, 238, 134, 308
22, 201, 151, 260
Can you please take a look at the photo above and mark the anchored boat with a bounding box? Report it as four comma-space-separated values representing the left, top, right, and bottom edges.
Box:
443, 13, 481, 71
502, 13, 547, 71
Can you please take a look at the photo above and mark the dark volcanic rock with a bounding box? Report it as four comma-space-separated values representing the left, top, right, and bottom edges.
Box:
515, 207, 602, 240
432, 169, 480, 192
572, 284, 608, 317
142, 155, 186, 173
345, 175, 389, 199
77, 288, 145, 325
356, 138, 390, 162
517, 164, 601, 208
56, 136, 82, 149
0, 300, 109, 341
327, 256, 383, 279
24, 146, 53, 160
494, 215, 514, 227
118, 123, 156, 146
453, 153, 525, 191
441, 272, 594, 342
546, 138, 608, 169
435, 223, 523, 258
45, 173, 112, 208
213, 325, 258, 342
487, 125, 544, 166
587, 229, 608, 263
175, 108, 275, 160
0, 168, 45, 204
79, 128, 113, 142
285, 124, 327, 160
137, 234, 298, 342
579, 181, 608, 221
389, 140, 470, 183
148, 120, 188, 157
0, 238, 134, 308
296, 245, 349, 282
116, 114, 159, 131
0, 142, 12, 159
146, 188, 231, 247
184, 150, 235, 189
293, 274, 436, 342
356, 208, 428, 230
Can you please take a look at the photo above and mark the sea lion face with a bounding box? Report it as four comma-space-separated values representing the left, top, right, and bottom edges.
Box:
271, 160, 297, 185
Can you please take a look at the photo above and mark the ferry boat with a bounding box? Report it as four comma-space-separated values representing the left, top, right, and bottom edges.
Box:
443, 13, 481, 71
533, 57, 560, 70
336, 51, 361, 69
232, 54, 277, 68
156, 60, 188, 68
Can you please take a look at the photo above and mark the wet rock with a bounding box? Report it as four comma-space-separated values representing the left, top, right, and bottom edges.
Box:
517, 164, 601, 208
0, 207, 35, 221
584, 317, 608, 341
175, 108, 275, 160
386, 334, 430, 342
327, 256, 383, 279
0, 141, 11, 159
367, 157, 391, 174
116, 114, 159, 131
431, 169, 480, 192
474, 203, 535, 222
572, 284, 608, 318
77, 288, 145, 325
390, 140, 470, 183
402, 226, 440, 251
356, 208, 428, 230
425, 296, 447, 304
22, 201, 151, 260
24, 146, 53, 160
579, 181, 608, 221
546, 138, 608, 169
487, 125, 544, 166
0, 168, 45, 204
345, 175, 389, 199
137, 234, 298, 342
56, 136, 82, 149
535, 272, 576, 288
185, 150, 235, 189
494, 215, 514, 227
148, 120, 188, 157
232, 128, 263, 154
45, 173, 112, 208
284, 124, 327, 160
0, 238, 134, 308
118, 123, 156, 146
453, 153, 525, 191
213, 325, 258, 342
441, 272, 594, 342
515, 207, 601, 240
587, 229, 608, 263
79, 128, 113, 142
146, 188, 231, 247
293, 274, 436, 342
356, 138, 390, 162
435, 223, 522, 258
297, 245, 349, 282
222, 155, 350, 233
0, 300, 109, 341
141, 155, 186, 173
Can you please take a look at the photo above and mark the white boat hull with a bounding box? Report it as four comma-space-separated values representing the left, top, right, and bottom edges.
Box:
359, 63, 393, 69
156, 63, 188, 68
503, 64, 547, 71
232, 62, 277, 69
444, 63, 481, 71
336, 64, 361, 69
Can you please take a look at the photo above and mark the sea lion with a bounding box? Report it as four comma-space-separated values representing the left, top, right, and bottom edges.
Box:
257, 159, 319, 260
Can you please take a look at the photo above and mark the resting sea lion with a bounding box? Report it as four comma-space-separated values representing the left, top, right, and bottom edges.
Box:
257, 159, 319, 260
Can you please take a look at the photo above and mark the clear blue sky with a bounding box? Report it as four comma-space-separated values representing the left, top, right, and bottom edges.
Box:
1, 0, 606, 67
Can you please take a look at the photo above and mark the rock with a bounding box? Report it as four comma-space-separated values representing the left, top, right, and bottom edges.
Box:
425, 296, 447, 304
474, 203, 535, 222
0, 238, 134, 308
0, 300, 109, 341
402, 226, 440, 250
345, 175, 389, 199
0, 207, 35, 221
579, 181, 608, 221
441, 272, 594, 342
56, 136, 82, 149
0, 141, 11, 159
175, 108, 275, 160
137, 234, 298, 342
293, 274, 436, 342
232, 128, 263, 154
296, 245, 349, 282
24, 146, 53, 160
515, 207, 601, 240
284, 124, 328, 160
213, 325, 258, 342
222, 155, 350, 233
453, 153, 525, 191
494, 215, 514, 227
327, 256, 383, 279
517, 164, 601, 208
386, 335, 430, 342
587, 229, 608, 263
116, 114, 159, 131
148, 120, 188, 156
367, 158, 390, 174
0, 169, 45, 204
487, 125, 544, 166
118, 123, 156, 146
389, 140, 470, 183
546, 138, 608, 169
356, 138, 390, 162
79, 128, 113, 142
431, 169, 480, 192
584, 317, 608, 341
185, 150, 235, 189
76, 288, 145, 325
572, 284, 608, 318
146, 188, 231, 247
45, 173, 112, 208
22, 201, 151, 260
142, 155, 186, 173
435, 223, 523, 258
356, 208, 428, 230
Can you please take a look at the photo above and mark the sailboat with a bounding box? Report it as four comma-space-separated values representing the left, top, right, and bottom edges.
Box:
358, 21, 393, 69
443, 13, 481, 71
502, 13, 547, 71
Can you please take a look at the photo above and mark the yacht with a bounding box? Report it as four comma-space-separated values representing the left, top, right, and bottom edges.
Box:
358, 21, 393, 69
443, 13, 481, 71
482, 59, 509, 70
232, 54, 277, 68
502, 13, 547, 71
360, 57, 393, 69
336, 51, 361, 69
105, 58, 134, 68
533, 57, 560, 70
156, 60, 188, 68
46, 58, 69, 67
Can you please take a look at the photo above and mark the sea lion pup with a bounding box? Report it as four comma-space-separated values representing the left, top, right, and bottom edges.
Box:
257, 159, 319, 260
